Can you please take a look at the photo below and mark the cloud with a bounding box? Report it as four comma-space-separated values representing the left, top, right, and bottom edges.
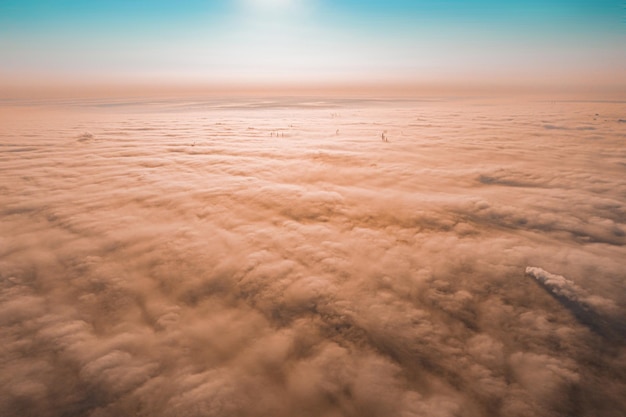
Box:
525, 266, 624, 342
0, 97, 625, 417
525, 267, 618, 315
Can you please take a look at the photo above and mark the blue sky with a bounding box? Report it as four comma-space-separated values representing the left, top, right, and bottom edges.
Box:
1, 0, 624, 87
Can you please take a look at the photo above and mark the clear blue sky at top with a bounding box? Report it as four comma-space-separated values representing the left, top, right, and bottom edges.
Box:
0, 0, 623, 85
0, 1, 622, 45
1, 0, 622, 30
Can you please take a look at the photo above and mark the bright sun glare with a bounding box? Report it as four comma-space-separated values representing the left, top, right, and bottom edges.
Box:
245, 0, 297, 10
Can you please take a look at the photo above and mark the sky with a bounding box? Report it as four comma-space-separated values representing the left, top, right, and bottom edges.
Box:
0, 0, 625, 91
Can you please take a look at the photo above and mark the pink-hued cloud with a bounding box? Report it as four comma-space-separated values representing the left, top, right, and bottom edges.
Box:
1, 96, 625, 417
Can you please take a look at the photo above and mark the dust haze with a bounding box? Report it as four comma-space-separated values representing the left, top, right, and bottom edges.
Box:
1, 96, 625, 417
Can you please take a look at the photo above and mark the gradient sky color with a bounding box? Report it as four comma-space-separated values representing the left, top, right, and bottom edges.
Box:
1, 0, 624, 90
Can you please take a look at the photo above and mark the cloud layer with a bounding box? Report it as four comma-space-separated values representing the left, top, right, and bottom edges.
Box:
1, 97, 625, 417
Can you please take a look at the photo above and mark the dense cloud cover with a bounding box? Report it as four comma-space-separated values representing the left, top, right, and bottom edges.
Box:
1, 97, 625, 417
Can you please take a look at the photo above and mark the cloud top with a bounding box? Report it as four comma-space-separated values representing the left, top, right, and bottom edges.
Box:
0, 97, 625, 417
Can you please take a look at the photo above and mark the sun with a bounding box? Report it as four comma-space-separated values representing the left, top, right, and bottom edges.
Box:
244, 0, 298, 10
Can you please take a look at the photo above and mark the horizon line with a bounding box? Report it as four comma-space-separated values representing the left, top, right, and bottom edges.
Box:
3, 79, 626, 101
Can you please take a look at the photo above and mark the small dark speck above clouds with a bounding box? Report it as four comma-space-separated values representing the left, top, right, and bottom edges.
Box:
1, 98, 625, 417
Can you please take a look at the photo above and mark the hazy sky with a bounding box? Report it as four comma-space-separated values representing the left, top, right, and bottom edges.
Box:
1, 0, 624, 88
